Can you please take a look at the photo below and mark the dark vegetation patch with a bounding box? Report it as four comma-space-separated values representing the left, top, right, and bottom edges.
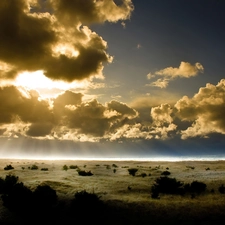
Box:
69, 165, 78, 169
4, 165, 14, 170
77, 170, 93, 176
30, 165, 38, 170
128, 168, 138, 176
151, 176, 207, 199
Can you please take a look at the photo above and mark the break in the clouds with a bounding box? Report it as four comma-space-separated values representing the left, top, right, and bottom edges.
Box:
1, 80, 225, 142
0, 0, 133, 82
147, 62, 204, 88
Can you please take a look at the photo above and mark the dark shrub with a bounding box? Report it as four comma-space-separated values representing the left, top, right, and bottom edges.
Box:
190, 181, 206, 194
112, 164, 118, 168
161, 171, 171, 176
70, 190, 103, 218
151, 186, 160, 199
2, 182, 33, 212
63, 165, 68, 171
78, 170, 93, 176
33, 185, 57, 210
31, 165, 38, 170
128, 168, 138, 176
3, 175, 19, 194
69, 165, 78, 169
4, 165, 14, 170
218, 184, 225, 194
41, 168, 48, 171
113, 169, 117, 173
141, 173, 147, 178
152, 176, 183, 194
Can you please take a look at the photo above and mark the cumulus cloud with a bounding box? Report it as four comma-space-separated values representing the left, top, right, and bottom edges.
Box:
175, 79, 225, 139
0, 86, 54, 138
147, 62, 204, 88
2, 79, 224, 142
0, 0, 133, 82
0, 85, 140, 140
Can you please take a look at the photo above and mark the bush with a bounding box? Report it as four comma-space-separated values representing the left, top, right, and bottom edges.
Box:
113, 169, 117, 173
63, 165, 68, 171
190, 181, 206, 194
128, 168, 138, 176
219, 184, 225, 194
152, 176, 183, 195
33, 185, 57, 207
4, 165, 14, 170
112, 164, 118, 168
69, 165, 78, 169
70, 190, 103, 218
31, 165, 38, 170
2, 182, 33, 212
106, 165, 111, 169
3, 175, 19, 194
78, 170, 93, 176
141, 173, 147, 178
161, 171, 171, 176
41, 168, 48, 171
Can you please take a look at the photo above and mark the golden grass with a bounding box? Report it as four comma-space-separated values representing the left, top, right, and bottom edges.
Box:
0, 159, 225, 224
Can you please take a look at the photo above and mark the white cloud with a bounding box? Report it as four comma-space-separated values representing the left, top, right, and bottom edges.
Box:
146, 61, 204, 88
175, 79, 225, 139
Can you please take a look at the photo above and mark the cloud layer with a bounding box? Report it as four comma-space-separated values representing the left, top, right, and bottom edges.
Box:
0, 0, 133, 82
1, 79, 225, 142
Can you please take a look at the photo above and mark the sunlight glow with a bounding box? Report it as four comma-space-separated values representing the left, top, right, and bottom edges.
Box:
52, 44, 79, 58
0, 155, 224, 162
14, 71, 89, 98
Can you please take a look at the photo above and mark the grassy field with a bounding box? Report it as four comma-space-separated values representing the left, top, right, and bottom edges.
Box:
0, 159, 225, 224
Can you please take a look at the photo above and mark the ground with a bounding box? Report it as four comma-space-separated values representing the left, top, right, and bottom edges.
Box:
0, 159, 225, 224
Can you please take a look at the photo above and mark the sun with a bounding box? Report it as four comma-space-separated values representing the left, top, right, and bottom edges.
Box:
13, 70, 88, 98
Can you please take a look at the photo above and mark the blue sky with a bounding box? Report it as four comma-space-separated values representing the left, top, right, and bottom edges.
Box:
0, 0, 225, 159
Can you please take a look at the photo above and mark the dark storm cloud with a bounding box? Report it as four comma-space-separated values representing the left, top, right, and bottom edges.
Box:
26, 122, 53, 137
0, 0, 133, 82
0, 86, 53, 137
0, 0, 56, 78
53, 98, 138, 138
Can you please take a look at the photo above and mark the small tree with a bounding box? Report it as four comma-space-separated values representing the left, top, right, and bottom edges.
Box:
152, 176, 183, 194
128, 168, 138, 176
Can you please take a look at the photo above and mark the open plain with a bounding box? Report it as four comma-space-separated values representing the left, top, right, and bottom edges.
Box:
0, 159, 225, 224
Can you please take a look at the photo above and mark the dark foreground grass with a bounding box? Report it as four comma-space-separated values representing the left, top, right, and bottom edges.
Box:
1, 196, 225, 225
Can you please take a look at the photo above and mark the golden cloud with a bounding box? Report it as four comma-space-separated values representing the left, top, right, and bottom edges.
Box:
0, 0, 133, 82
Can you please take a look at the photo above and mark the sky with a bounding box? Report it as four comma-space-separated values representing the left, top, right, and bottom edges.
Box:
0, 0, 225, 159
